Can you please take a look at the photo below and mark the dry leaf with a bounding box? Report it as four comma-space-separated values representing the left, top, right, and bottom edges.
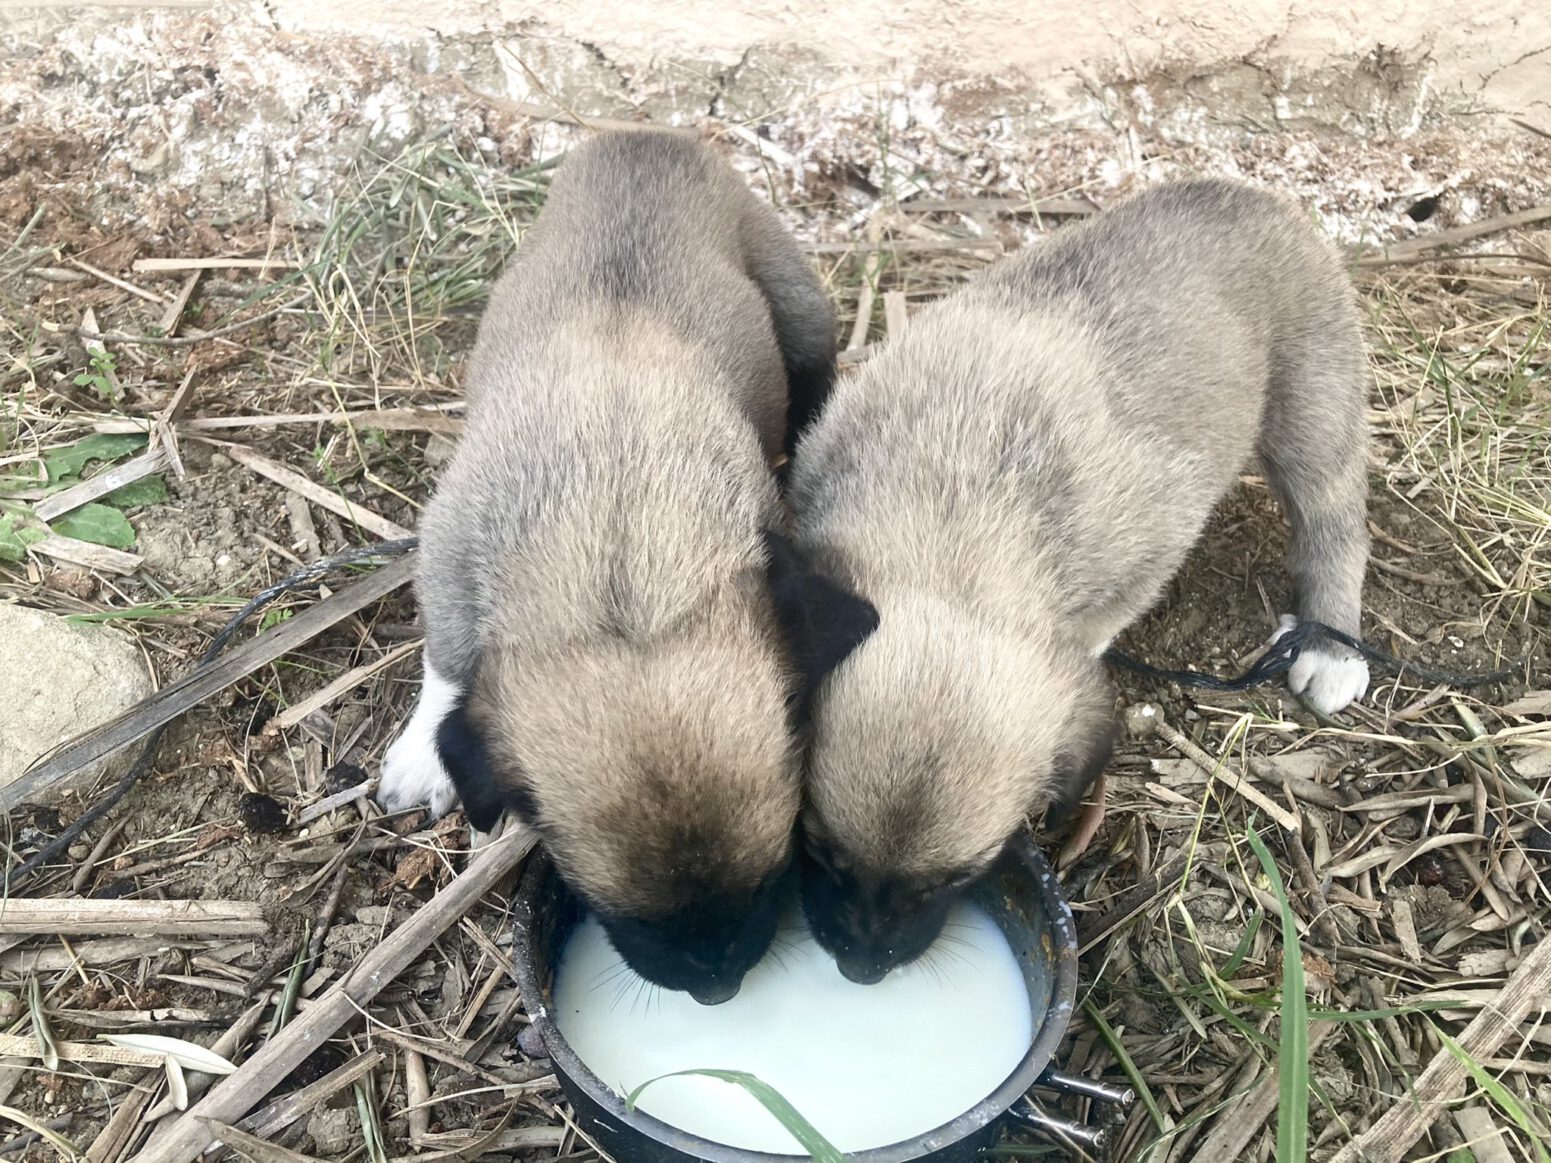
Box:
101, 1033, 237, 1075
165, 1054, 189, 1111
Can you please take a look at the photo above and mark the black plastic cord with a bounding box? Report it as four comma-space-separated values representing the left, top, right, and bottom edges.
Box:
7, 539, 419, 888
1105, 619, 1519, 693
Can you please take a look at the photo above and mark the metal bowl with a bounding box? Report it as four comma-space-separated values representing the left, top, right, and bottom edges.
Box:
511, 835, 1092, 1162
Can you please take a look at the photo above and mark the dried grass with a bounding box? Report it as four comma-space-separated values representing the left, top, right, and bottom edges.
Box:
1, 116, 1548, 1163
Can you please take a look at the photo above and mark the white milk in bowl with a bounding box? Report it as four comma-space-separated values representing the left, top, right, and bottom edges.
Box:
551, 902, 1033, 1153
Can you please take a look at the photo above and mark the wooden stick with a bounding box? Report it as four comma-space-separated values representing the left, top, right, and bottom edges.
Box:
156, 369, 200, 479
156, 273, 201, 338
0, 937, 198, 974
845, 221, 884, 353
0, 1033, 162, 1068
234, 1049, 384, 1140
135, 825, 536, 1163
1152, 716, 1302, 832
93, 406, 465, 436
1351, 204, 1551, 265
31, 534, 144, 575
34, 448, 167, 522
846, 278, 877, 352
1078, 852, 1190, 952
803, 237, 1001, 255
1453, 1106, 1514, 1163
452, 80, 693, 137
86, 1082, 156, 1163
215, 443, 411, 540
69, 258, 171, 305
131, 257, 304, 273
0, 899, 266, 937
882, 290, 909, 338
1, 553, 416, 810
901, 194, 1097, 216
1186, 1022, 1337, 1162
193, 1121, 326, 1162
1328, 933, 1551, 1163
413, 1126, 568, 1152
70, 292, 310, 348
263, 639, 420, 733
294, 780, 374, 826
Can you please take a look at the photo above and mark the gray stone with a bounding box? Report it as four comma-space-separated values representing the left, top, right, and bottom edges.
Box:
0, 605, 152, 798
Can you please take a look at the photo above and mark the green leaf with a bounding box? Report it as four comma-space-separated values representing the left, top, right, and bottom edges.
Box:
1246, 825, 1309, 1163
45, 433, 147, 483
625, 1069, 844, 1163
1435, 1028, 1551, 1163
1217, 907, 1264, 979
0, 513, 47, 563
104, 474, 168, 508
1083, 997, 1167, 1133
258, 607, 294, 632
27, 977, 59, 1072
50, 503, 136, 549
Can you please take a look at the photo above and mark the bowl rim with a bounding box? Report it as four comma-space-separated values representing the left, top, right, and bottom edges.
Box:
511, 833, 1079, 1162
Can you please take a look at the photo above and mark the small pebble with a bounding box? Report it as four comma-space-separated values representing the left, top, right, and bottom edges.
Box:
67, 842, 90, 860
516, 1023, 548, 1059
238, 792, 288, 835
0, 990, 19, 1022
1122, 702, 1159, 739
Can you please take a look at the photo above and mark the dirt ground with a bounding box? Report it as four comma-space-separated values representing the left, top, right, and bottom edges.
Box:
2, 11, 1550, 1163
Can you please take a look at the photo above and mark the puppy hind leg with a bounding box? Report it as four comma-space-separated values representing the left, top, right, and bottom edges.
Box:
1259, 329, 1372, 714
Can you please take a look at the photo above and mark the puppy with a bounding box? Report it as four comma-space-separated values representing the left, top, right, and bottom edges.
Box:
785, 179, 1371, 984
375, 130, 840, 1005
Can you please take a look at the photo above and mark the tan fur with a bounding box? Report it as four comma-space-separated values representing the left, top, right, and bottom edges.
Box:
400, 131, 834, 928
791, 178, 1370, 884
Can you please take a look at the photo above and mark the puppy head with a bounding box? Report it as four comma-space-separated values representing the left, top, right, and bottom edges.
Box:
798, 595, 1114, 982
437, 630, 800, 1005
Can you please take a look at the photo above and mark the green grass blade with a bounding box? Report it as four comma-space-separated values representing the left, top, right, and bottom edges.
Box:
1217, 907, 1264, 979
1435, 1028, 1551, 1163
625, 1069, 844, 1163
1247, 826, 1309, 1163
1083, 997, 1167, 1133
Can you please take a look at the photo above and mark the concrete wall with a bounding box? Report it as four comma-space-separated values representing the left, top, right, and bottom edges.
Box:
255, 0, 1551, 131
4, 0, 1548, 243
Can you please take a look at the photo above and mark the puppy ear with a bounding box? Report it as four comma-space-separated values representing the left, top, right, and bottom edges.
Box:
1043, 665, 1117, 827
435, 697, 510, 833
763, 530, 879, 720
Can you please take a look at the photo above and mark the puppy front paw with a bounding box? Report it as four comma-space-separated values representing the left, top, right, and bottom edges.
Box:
377, 715, 458, 818
1270, 615, 1368, 715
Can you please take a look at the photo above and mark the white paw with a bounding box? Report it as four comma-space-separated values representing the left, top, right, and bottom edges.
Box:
1270, 615, 1369, 715
376, 662, 461, 817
